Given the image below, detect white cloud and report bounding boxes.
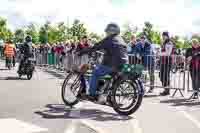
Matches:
[0,0,200,37]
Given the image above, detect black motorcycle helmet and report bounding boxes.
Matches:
[104,23,120,35]
[25,35,32,43]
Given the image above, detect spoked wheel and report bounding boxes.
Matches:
[111,80,143,116]
[61,72,82,107]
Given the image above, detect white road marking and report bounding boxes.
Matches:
[64,121,77,133]
[179,110,200,129]
[68,102,84,118]
[130,119,143,133]
[0,118,48,133]
[80,120,107,133]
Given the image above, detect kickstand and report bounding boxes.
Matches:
[188,91,200,100]
[172,89,184,98]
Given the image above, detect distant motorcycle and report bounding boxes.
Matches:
[18,55,36,80]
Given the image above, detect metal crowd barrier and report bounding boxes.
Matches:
[35,51,90,72]
[128,54,193,97]
[34,51,197,97]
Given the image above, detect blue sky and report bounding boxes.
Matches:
[1,0,200,37]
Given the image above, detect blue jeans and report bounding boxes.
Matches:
[89,65,112,96]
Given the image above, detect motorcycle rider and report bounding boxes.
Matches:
[3,39,16,68]
[78,23,128,100]
[18,35,34,73]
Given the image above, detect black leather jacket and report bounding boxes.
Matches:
[20,42,33,58]
[80,35,128,68]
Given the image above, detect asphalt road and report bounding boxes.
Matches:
[0,60,200,133]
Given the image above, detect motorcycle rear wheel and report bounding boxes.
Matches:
[111,80,143,116]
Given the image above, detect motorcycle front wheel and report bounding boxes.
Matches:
[61,72,82,107]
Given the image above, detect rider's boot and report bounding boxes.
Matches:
[85,95,98,101]
[78,93,98,101]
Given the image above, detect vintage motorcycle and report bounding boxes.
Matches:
[61,51,144,116]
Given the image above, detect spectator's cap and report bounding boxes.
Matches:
[162,31,169,37]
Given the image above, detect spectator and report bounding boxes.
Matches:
[186,38,200,99]
[127,35,137,64]
[55,42,63,68]
[77,36,89,51]
[42,43,49,65]
[51,43,56,65]
[136,35,155,93]
[0,44,3,57]
[159,31,174,96]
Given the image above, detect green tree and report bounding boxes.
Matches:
[183,37,191,48]
[25,23,39,43]
[171,36,185,48]
[152,31,161,44]
[143,21,154,43]
[39,27,48,44]
[39,21,50,44]
[14,29,25,43]
[48,24,59,44]
[57,22,68,41]
[0,17,13,41]
[122,22,138,43]
[0,17,7,40]
[69,19,87,40]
